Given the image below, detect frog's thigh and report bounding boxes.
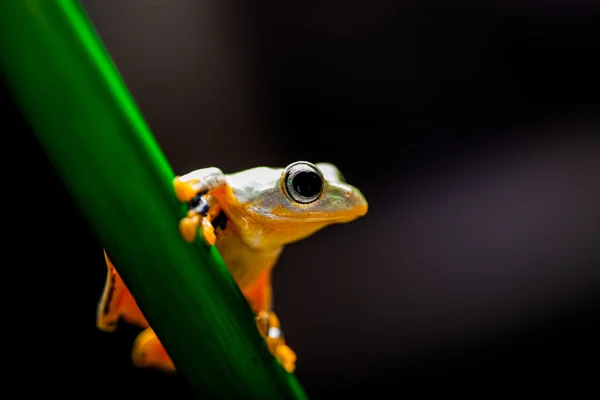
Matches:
[242,268,273,314]
[97,251,149,331]
[132,328,176,373]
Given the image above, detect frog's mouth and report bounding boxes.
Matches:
[329,204,369,222]
[268,203,369,223]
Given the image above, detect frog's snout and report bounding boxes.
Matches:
[333,181,368,220]
[350,190,369,217]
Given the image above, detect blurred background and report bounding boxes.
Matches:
[4,0,599,398]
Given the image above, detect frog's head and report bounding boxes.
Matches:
[234,161,368,247]
[279,161,368,221]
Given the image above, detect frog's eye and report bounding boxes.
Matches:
[283,161,324,204]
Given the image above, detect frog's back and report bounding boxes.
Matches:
[223,168,281,207]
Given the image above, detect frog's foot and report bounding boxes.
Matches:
[179,212,216,245]
[132,327,176,373]
[174,179,220,245]
[255,311,297,373]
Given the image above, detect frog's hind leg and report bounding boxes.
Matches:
[96,251,149,332]
[132,328,176,373]
[245,269,297,373]
[97,253,173,372]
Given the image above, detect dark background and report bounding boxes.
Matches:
[4,0,600,398]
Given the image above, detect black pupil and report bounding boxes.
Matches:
[292,170,322,198]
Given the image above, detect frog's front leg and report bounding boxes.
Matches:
[173,167,226,244]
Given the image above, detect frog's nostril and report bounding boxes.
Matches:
[344,191,351,197]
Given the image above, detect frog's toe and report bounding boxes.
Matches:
[132,328,176,373]
[179,214,201,243]
[179,214,216,246]
[275,344,297,373]
[201,217,216,246]
[173,177,199,203]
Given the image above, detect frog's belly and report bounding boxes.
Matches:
[215,231,282,291]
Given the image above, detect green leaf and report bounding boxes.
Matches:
[0,1,308,398]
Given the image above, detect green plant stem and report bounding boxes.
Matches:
[0,1,307,398]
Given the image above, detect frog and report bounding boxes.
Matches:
[96,161,368,374]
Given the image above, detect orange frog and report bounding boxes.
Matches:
[96,161,368,373]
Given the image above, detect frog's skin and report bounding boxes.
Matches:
[96,161,368,373]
